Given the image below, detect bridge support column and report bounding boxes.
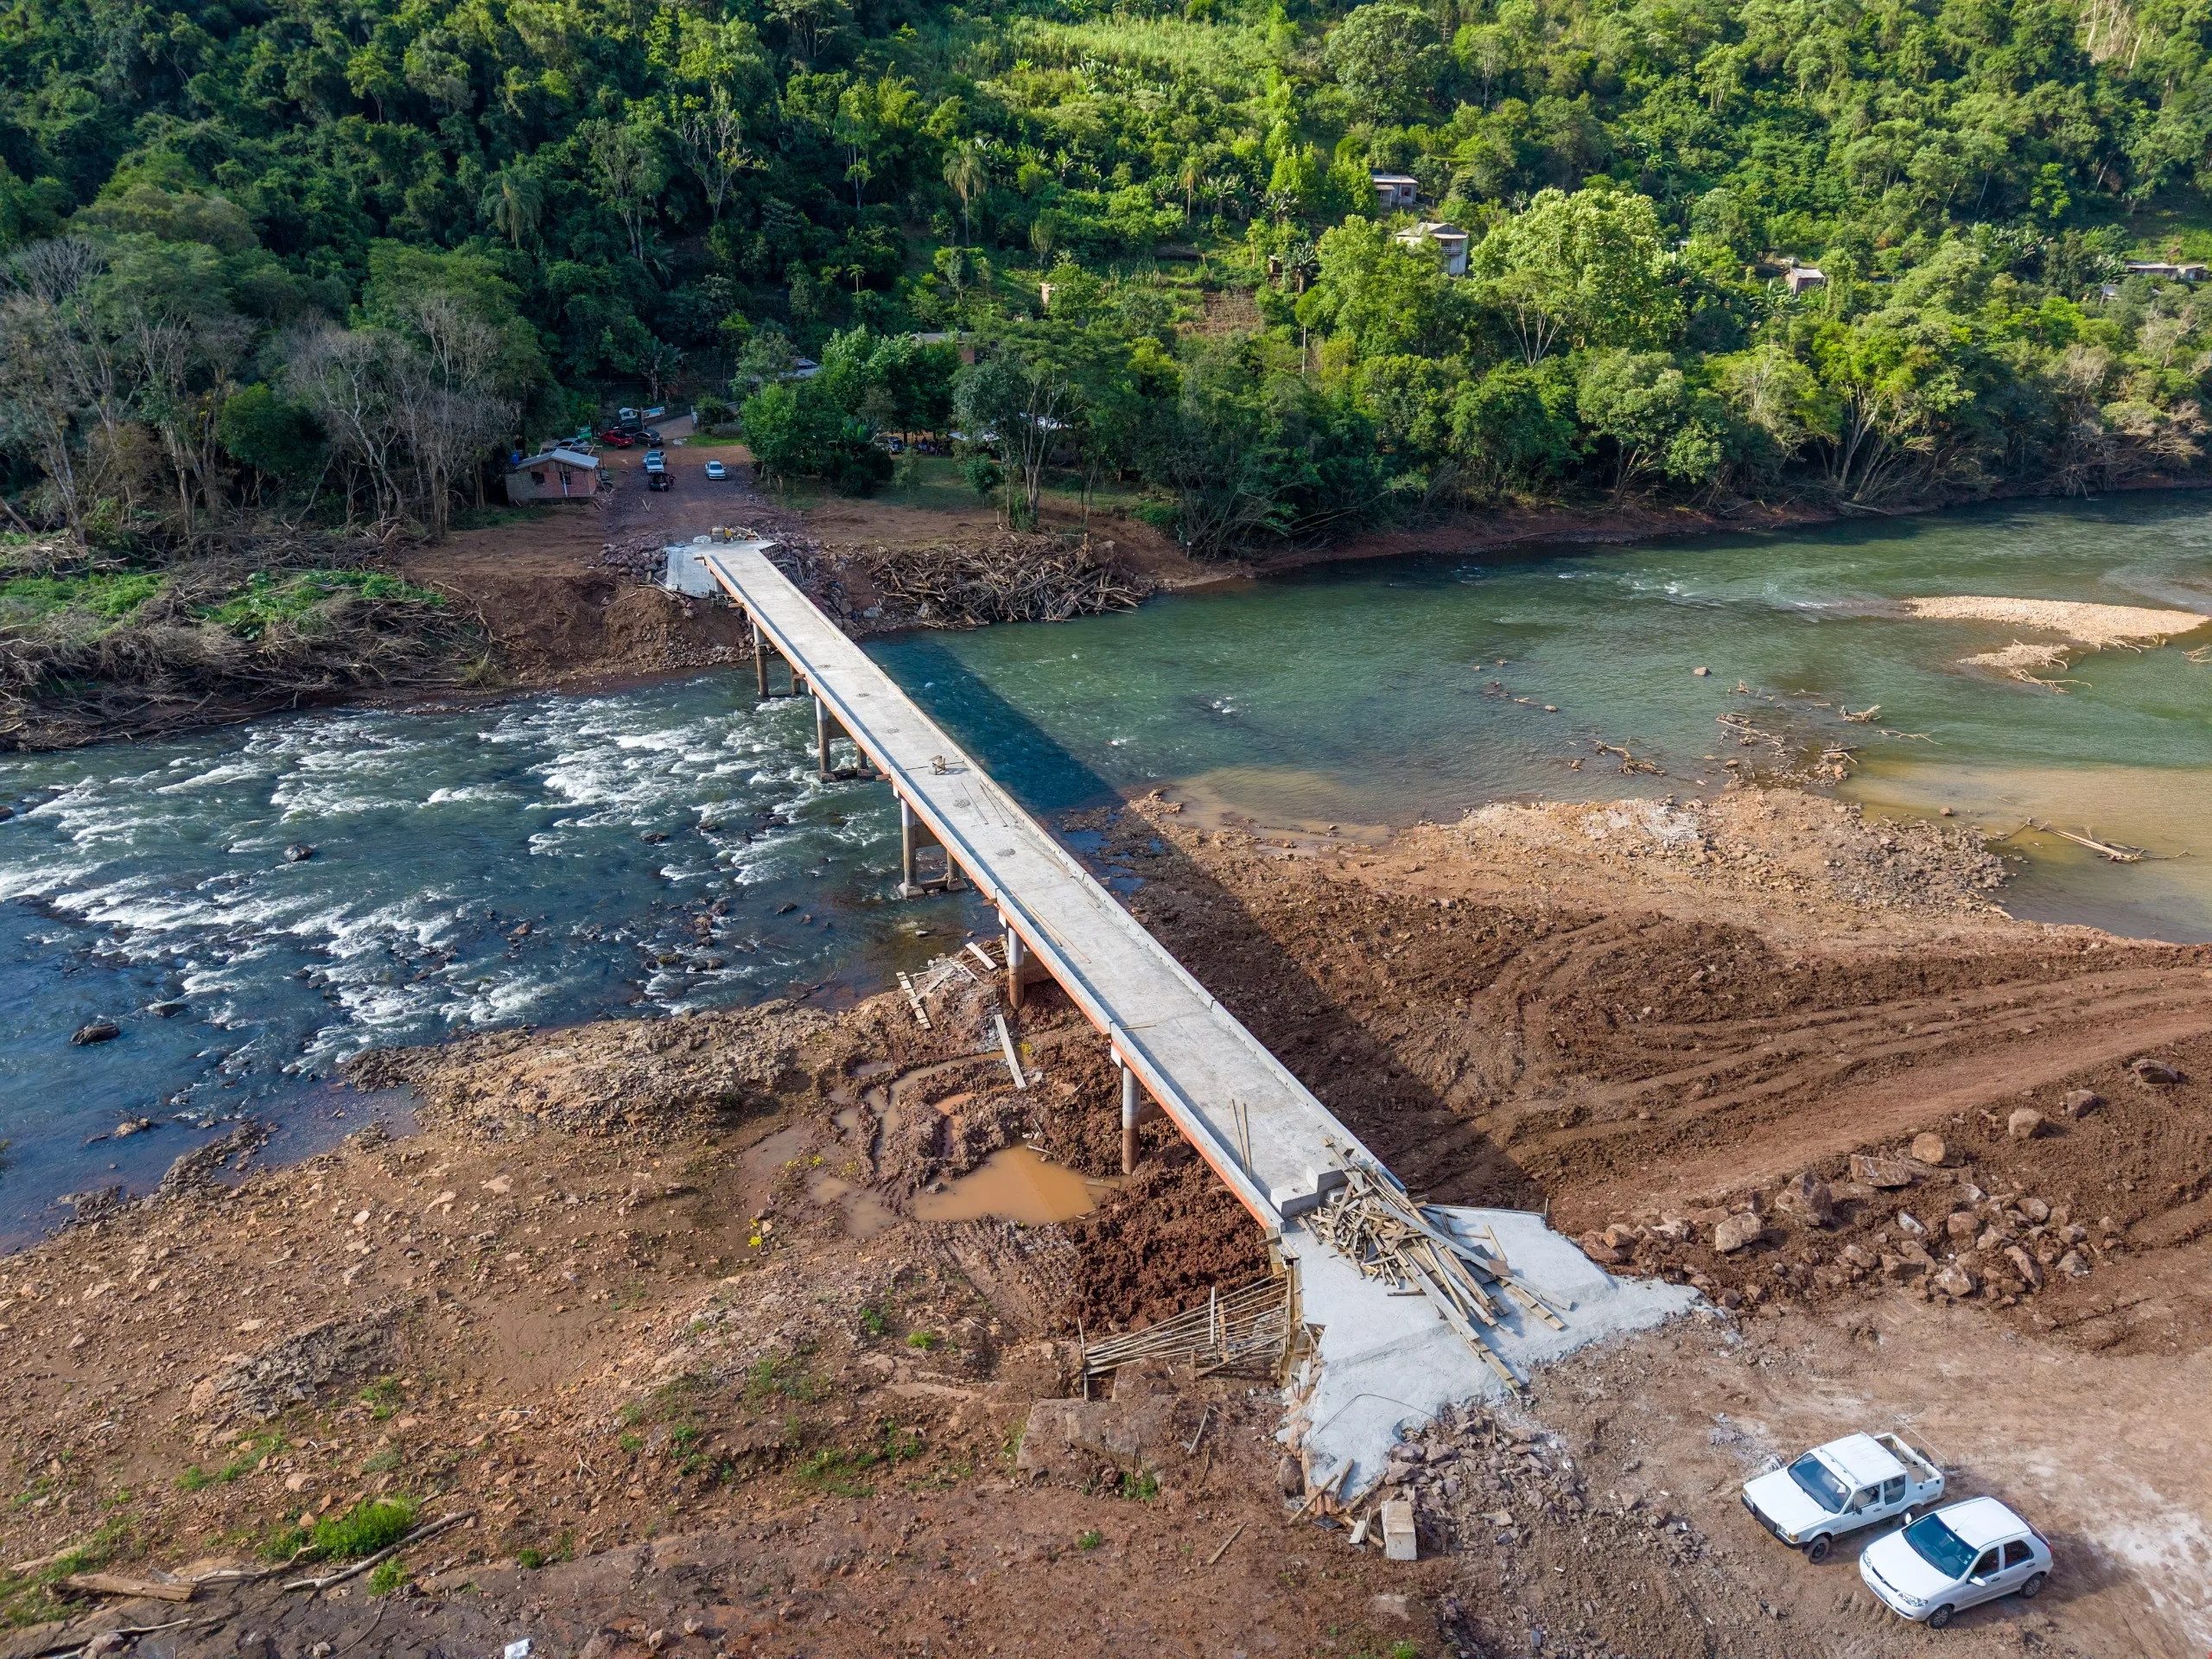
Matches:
[1003,918,1028,1009]
[1119,1058,1140,1175]
[899,800,957,897]
[752,618,770,699]
[815,696,847,779]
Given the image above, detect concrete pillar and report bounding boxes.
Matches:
[1004,921,1027,1009]
[1119,1055,1140,1175]
[816,696,833,779]
[899,798,918,896]
[752,618,769,699]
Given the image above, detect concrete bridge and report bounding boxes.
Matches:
[700,537,1383,1221]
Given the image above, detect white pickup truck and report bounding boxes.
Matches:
[1741,1432,1943,1562]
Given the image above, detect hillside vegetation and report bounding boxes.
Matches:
[5,0,2212,556]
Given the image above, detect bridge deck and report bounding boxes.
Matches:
[700,542,1382,1225]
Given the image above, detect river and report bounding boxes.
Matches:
[3,493,2207,1244]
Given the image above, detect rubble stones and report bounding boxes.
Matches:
[2007,1108,2045,1141]
[1910,1132,1951,1166]
[1945,1211,1980,1243]
[2131,1058,2183,1086]
[2063,1089,2105,1117]
[2057,1249,2091,1277]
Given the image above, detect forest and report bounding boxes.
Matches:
[8,0,2212,560]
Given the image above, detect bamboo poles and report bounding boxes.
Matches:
[1078,1274,1294,1382]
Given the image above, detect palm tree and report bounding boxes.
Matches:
[481,167,543,251]
[944,142,988,243]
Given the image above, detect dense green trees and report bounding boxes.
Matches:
[4,0,2212,550]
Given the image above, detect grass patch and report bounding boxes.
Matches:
[744,1352,822,1404]
[1076,1529,1103,1550]
[178,1431,286,1491]
[359,1376,405,1420]
[362,1447,401,1474]
[196,570,444,640]
[367,1556,407,1595]
[791,1422,926,1498]
[311,1496,418,1560]
[0,570,165,630]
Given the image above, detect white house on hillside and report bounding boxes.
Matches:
[1395,221,1470,276]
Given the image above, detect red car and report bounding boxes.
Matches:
[596,429,633,448]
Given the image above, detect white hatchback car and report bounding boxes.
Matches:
[704,460,728,480]
[1859,1496,2052,1628]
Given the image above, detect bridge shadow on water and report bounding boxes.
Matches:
[876,632,1546,1212]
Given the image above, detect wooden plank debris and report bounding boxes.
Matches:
[62,1573,196,1602]
[896,972,931,1029]
[994,1014,1027,1090]
[1304,1167,1567,1386]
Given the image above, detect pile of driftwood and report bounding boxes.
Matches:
[1307,1168,1565,1389]
[2,535,480,750]
[852,535,1153,626]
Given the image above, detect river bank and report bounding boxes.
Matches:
[4,786,2209,1656]
[14,448,2208,753]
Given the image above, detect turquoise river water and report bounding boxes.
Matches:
[3,493,2207,1244]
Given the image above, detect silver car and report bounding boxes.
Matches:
[1859,1496,2051,1629]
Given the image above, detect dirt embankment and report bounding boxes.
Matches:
[5,787,2210,1657]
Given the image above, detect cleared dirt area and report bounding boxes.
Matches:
[4,779,2208,1657]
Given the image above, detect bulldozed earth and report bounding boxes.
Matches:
[3,787,2209,1658]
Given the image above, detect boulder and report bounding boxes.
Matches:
[1896,1210,1927,1237]
[1931,1264,1978,1299]
[1946,1211,1980,1242]
[1850,1154,1916,1189]
[1777,1172,1836,1227]
[2006,1109,2044,1141]
[2131,1058,2183,1086]
[283,842,315,862]
[1579,1236,1627,1267]
[2057,1249,2091,1278]
[1910,1132,1951,1166]
[1602,1223,1640,1250]
[1713,1213,1764,1253]
[2019,1197,2050,1224]
[2063,1089,2105,1118]
[1879,1252,1928,1281]
[70,1019,121,1046]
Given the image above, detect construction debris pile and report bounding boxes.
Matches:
[1359,1401,1598,1554]
[849,536,1153,627]
[1306,1169,1564,1389]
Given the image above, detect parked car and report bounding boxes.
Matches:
[1859,1497,2051,1628]
[643,428,663,444]
[646,471,672,492]
[703,460,728,480]
[596,429,633,448]
[642,449,666,474]
[1742,1432,1943,1562]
